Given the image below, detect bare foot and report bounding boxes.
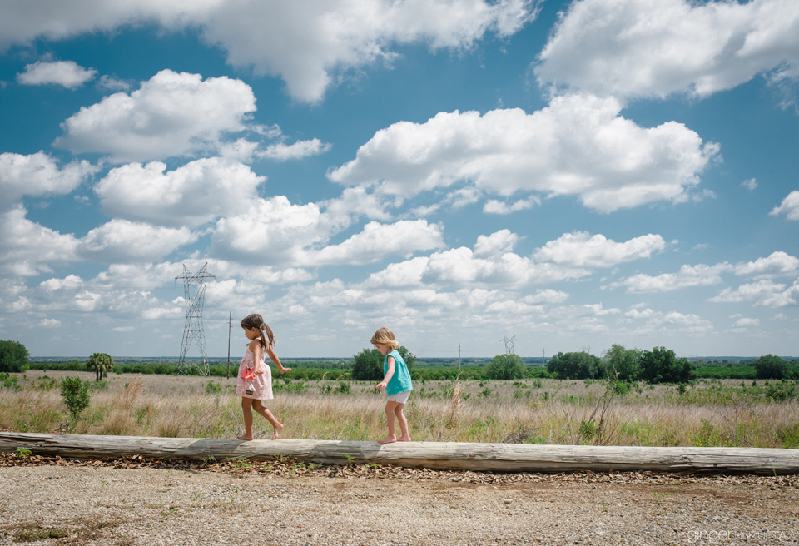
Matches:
[272,423,284,439]
[397,436,412,442]
[377,436,397,445]
[237,434,253,440]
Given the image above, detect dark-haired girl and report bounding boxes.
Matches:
[237,314,290,440]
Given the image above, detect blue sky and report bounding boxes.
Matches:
[1,0,798,359]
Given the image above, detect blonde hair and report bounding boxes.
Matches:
[240,314,276,348]
[370,327,399,350]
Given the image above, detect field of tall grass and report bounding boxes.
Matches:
[1,370,798,448]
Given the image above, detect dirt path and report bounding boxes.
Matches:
[1,456,797,545]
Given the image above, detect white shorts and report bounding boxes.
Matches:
[386,390,411,404]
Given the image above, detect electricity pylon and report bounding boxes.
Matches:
[176,263,215,375]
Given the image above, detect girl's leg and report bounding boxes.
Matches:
[253,400,284,439]
[238,398,254,440]
[378,401,399,444]
[394,403,411,441]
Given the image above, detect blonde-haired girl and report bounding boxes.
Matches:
[372,327,413,444]
[237,314,290,440]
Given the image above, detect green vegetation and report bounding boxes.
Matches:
[754,354,790,380]
[86,353,114,381]
[0,340,28,373]
[547,351,603,380]
[24,348,799,383]
[351,346,416,380]
[60,376,90,422]
[485,354,526,380]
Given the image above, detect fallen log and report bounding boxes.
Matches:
[1,432,797,474]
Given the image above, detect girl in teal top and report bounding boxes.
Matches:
[372,327,413,444]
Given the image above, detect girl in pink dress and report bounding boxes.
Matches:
[237,314,290,440]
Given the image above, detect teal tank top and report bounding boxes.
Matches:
[384,350,413,396]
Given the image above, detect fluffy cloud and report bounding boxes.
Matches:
[210,196,324,264]
[612,263,731,293]
[535,0,799,100]
[733,317,760,327]
[0,0,536,103]
[78,220,197,263]
[770,190,799,220]
[95,157,264,228]
[367,249,589,289]
[621,307,713,333]
[54,70,256,162]
[533,232,665,267]
[734,251,799,279]
[328,95,719,212]
[301,220,444,266]
[17,60,96,88]
[259,139,332,161]
[0,152,97,208]
[710,279,799,307]
[474,230,519,256]
[483,197,539,215]
[212,193,442,267]
[0,206,77,276]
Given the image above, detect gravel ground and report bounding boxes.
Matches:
[1,455,798,545]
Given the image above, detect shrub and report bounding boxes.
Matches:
[638,347,694,384]
[485,354,526,380]
[334,381,352,395]
[351,345,415,380]
[0,340,28,373]
[753,355,789,380]
[547,351,602,380]
[602,344,642,381]
[60,377,90,421]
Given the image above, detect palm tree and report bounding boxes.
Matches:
[86,353,114,381]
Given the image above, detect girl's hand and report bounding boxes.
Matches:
[278,366,291,374]
[376,381,387,390]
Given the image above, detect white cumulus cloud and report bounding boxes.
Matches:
[95,157,265,228]
[734,251,799,279]
[0,152,97,208]
[54,69,256,163]
[533,231,665,267]
[328,95,719,212]
[770,190,799,220]
[0,206,78,276]
[78,220,197,263]
[710,279,799,307]
[613,263,731,293]
[733,317,760,327]
[17,60,96,88]
[535,0,799,100]
[0,0,536,103]
[259,139,332,161]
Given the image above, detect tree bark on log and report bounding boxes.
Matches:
[1,433,797,474]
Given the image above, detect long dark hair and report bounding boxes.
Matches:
[241,314,276,348]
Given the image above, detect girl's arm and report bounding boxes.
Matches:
[251,340,263,374]
[266,345,291,374]
[376,356,395,390]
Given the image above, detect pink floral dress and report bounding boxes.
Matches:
[235,343,273,400]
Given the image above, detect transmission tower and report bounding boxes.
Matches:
[176,263,215,375]
[503,335,516,355]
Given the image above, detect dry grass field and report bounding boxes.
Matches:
[1,370,798,448]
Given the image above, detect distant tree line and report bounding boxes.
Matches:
[16,339,799,383]
[546,345,798,383]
